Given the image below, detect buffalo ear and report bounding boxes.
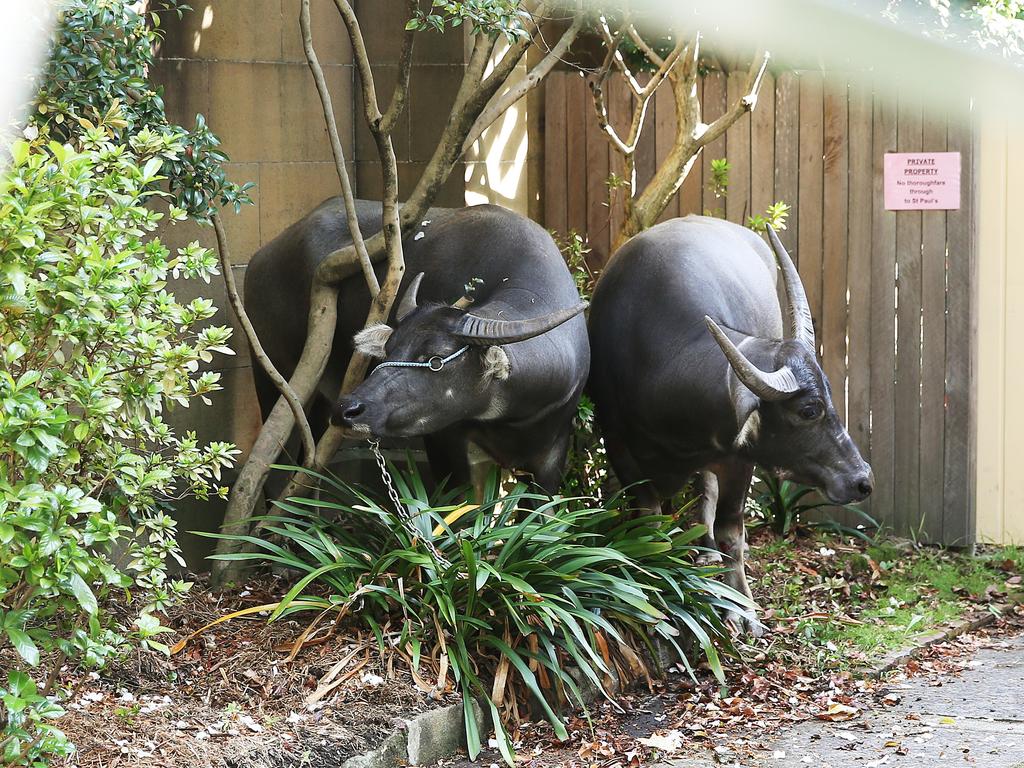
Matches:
[481,346,510,381]
[353,323,393,358]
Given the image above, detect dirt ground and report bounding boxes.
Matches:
[51,576,458,768]
[37,531,1023,768]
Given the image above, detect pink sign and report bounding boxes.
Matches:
[883,152,961,210]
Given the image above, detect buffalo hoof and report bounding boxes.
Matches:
[695,550,723,566]
[725,610,765,639]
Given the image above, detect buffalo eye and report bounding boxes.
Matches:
[798,401,824,421]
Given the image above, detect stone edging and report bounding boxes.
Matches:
[341,700,484,768]
[861,599,1017,679]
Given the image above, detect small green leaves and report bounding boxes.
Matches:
[67,573,97,615]
[6,628,40,667]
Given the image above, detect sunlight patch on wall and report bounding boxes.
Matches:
[192,3,214,54]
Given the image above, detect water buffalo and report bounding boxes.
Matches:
[587,216,872,633]
[245,198,589,493]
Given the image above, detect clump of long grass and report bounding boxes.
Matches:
[207,463,749,763]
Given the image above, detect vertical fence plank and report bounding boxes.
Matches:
[798,71,824,339]
[635,77,658,202]
[943,109,977,547]
[586,76,611,263]
[654,83,679,223]
[919,112,949,540]
[726,70,752,225]
[870,90,898,531]
[822,74,849,422]
[774,71,800,253]
[894,92,923,538]
[566,73,588,238]
[607,75,632,255]
[702,69,728,217]
[543,73,567,234]
[750,71,776,222]
[679,79,704,216]
[846,78,873,487]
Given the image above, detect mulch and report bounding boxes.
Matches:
[51,575,457,768]
[35,531,1024,768]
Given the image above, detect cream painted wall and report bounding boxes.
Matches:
[976,115,1024,543]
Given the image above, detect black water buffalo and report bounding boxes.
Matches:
[587,216,872,632]
[244,198,589,492]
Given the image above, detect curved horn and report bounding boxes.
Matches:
[766,225,815,347]
[705,316,800,402]
[455,302,588,345]
[396,272,425,322]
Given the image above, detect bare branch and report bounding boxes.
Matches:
[301,0,378,295]
[463,9,585,153]
[627,24,664,68]
[589,77,632,155]
[590,30,686,159]
[332,0,382,124]
[597,15,644,96]
[380,0,417,134]
[480,2,555,94]
[211,213,316,467]
[695,50,770,149]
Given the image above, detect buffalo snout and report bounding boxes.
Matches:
[825,464,874,505]
[332,396,367,428]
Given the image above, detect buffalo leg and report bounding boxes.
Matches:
[714,460,761,636]
[695,470,723,565]
[603,432,662,515]
[524,427,572,495]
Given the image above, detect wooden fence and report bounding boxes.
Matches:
[543,69,976,545]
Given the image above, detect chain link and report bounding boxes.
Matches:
[367,438,450,567]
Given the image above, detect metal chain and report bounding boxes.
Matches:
[367,438,450,567]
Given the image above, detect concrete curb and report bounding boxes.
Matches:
[341,699,485,768]
[860,600,1016,679]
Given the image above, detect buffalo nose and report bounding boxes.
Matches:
[856,475,874,498]
[333,398,366,427]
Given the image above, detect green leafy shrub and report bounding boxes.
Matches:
[1,1,243,763]
[31,0,252,218]
[207,464,747,764]
[0,131,237,764]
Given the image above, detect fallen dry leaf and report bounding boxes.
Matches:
[638,730,685,753]
[815,702,860,722]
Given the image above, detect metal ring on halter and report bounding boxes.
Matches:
[374,345,469,373]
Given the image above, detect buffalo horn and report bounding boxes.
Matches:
[456,302,588,345]
[396,272,425,322]
[766,224,815,347]
[705,316,800,401]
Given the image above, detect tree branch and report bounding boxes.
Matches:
[380,0,417,134]
[597,15,644,96]
[695,49,769,149]
[301,0,378,296]
[462,8,585,154]
[332,0,382,124]
[210,213,316,466]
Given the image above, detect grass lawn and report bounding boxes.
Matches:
[750,528,1024,670]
